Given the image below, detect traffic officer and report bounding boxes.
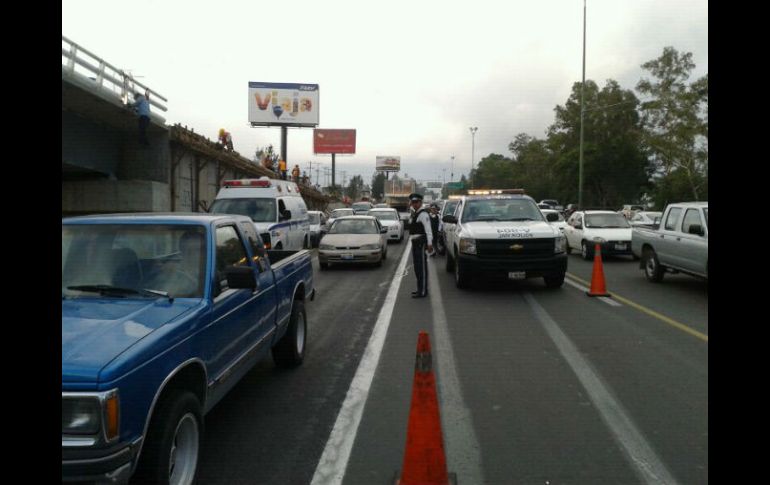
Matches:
[407,193,433,298]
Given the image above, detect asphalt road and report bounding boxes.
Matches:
[194,239,708,485]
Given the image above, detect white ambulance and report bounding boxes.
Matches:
[209,177,311,250]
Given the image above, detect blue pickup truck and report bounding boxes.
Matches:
[62,213,314,484]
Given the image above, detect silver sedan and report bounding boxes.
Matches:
[318,216,388,269]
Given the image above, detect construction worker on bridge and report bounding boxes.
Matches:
[278,159,287,180]
[218,129,234,151]
[131,90,151,146]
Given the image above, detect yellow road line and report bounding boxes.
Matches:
[566,273,708,343]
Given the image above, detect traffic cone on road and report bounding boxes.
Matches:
[586,242,611,297]
[395,331,456,485]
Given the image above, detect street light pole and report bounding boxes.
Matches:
[450,155,455,182]
[578,0,586,209]
[469,127,478,188]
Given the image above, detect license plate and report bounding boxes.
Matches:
[508,271,526,280]
[614,243,627,250]
[341,253,354,260]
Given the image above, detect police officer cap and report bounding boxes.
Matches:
[409,193,423,202]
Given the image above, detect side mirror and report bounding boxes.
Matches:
[380,227,388,234]
[224,266,256,289]
[442,215,457,224]
[688,224,704,236]
[545,213,559,222]
[574,223,582,230]
[280,210,292,221]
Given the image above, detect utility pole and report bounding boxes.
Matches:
[579,0,586,209]
[450,155,455,182]
[469,127,478,189]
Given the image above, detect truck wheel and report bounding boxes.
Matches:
[643,248,664,282]
[134,391,202,485]
[273,300,307,367]
[581,241,593,261]
[445,249,455,272]
[454,259,471,289]
[544,272,565,288]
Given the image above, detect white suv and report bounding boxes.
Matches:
[443,192,567,289]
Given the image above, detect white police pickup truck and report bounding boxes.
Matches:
[443,190,567,289]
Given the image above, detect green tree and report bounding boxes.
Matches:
[472,153,515,189]
[345,175,364,200]
[547,79,651,208]
[371,172,386,200]
[636,47,708,201]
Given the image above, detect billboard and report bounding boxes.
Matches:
[376,156,401,172]
[248,82,319,127]
[313,129,356,154]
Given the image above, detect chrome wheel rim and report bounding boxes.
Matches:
[296,312,306,354]
[168,413,199,485]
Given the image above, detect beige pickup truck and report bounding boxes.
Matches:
[631,202,708,282]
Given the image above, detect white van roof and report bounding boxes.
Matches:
[216,176,303,199]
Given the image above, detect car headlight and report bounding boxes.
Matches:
[62,398,101,435]
[319,244,335,250]
[554,235,565,254]
[459,238,476,255]
[361,244,381,250]
[62,390,120,441]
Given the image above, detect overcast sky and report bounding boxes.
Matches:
[62,0,707,187]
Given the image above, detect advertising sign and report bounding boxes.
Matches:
[313,129,356,154]
[248,82,319,127]
[376,156,401,172]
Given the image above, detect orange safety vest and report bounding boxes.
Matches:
[279,160,287,171]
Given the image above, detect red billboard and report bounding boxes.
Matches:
[313,129,356,154]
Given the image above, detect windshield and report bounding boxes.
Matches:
[308,213,321,224]
[462,198,544,222]
[62,224,206,298]
[371,212,397,221]
[585,214,631,228]
[329,219,378,234]
[209,198,277,223]
[352,203,371,211]
[331,209,354,218]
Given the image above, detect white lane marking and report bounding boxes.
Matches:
[564,278,622,307]
[428,262,485,484]
[310,240,413,485]
[523,293,680,485]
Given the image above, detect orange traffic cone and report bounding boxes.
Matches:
[395,332,457,485]
[586,242,611,297]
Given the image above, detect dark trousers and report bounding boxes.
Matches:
[138,116,150,145]
[412,236,428,296]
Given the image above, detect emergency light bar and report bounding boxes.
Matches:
[467,189,525,195]
[223,179,271,188]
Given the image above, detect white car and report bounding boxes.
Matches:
[540,209,567,232]
[307,210,327,247]
[326,208,355,229]
[318,216,389,268]
[629,211,663,227]
[368,208,404,242]
[564,210,634,260]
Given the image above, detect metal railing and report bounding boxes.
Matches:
[62,35,167,113]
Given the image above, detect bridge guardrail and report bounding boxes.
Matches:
[62,35,167,113]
